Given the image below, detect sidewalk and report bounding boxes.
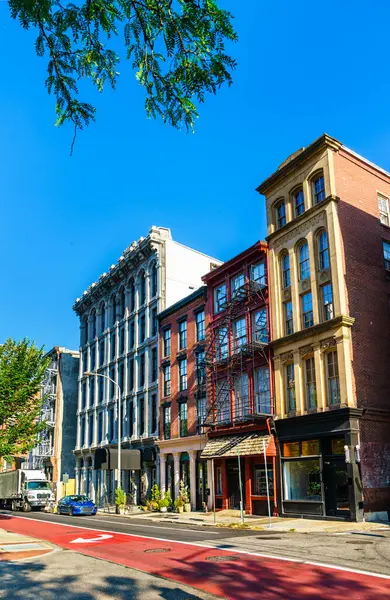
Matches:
[0,528,53,562]
[98,507,390,533]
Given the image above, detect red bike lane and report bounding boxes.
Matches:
[2,515,389,600]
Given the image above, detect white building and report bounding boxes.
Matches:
[73,226,221,506]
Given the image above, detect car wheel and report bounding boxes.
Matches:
[22,500,31,513]
[68,507,73,516]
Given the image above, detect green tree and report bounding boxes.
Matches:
[0,339,50,461]
[9,1,237,151]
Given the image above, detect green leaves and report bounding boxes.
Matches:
[8,1,237,151]
[0,338,50,461]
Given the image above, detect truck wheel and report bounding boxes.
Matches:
[11,500,18,512]
[22,500,31,513]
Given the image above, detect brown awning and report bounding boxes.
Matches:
[200,433,270,459]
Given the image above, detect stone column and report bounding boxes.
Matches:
[159,454,166,494]
[75,467,80,494]
[206,460,214,511]
[189,451,197,510]
[173,452,181,500]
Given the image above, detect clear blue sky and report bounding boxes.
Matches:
[1,0,390,351]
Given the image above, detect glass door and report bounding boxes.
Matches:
[323,457,349,517]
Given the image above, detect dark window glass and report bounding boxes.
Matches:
[110,332,116,360]
[179,320,187,349]
[285,301,294,335]
[109,366,116,398]
[196,310,205,341]
[322,283,334,321]
[197,395,206,432]
[327,351,340,405]
[196,350,206,387]
[163,328,171,356]
[98,412,103,443]
[100,306,105,333]
[151,347,158,382]
[138,398,145,437]
[319,231,330,270]
[128,401,134,437]
[128,358,134,391]
[282,253,291,288]
[299,242,310,280]
[294,189,305,216]
[118,362,124,391]
[129,280,135,312]
[90,345,96,370]
[305,356,316,409]
[90,378,95,406]
[163,365,171,396]
[179,402,188,437]
[80,416,85,446]
[108,408,114,443]
[286,363,295,412]
[313,175,325,204]
[178,358,187,391]
[151,264,158,297]
[301,292,314,328]
[129,321,135,349]
[112,297,117,324]
[151,394,157,433]
[140,354,145,387]
[88,414,94,446]
[163,406,171,440]
[383,241,390,270]
[82,381,87,409]
[253,466,274,496]
[119,327,125,354]
[98,376,104,403]
[214,284,227,313]
[151,307,158,336]
[91,314,96,339]
[99,340,105,367]
[140,273,146,305]
[139,314,146,343]
[276,201,286,229]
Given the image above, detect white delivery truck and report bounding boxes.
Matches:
[0,469,54,512]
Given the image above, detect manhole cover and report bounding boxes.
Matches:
[206,555,240,562]
[144,548,171,554]
[345,540,373,545]
[256,536,282,540]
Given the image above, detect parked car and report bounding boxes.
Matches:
[57,495,97,516]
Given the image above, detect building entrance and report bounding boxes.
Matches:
[226,459,244,510]
[323,457,350,518]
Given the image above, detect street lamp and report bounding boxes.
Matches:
[84,371,122,494]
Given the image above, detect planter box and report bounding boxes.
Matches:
[160,506,168,513]
[184,503,191,513]
[116,506,126,515]
[177,506,184,514]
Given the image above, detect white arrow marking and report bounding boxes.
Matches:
[70,534,113,544]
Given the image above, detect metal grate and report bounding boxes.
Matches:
[206,555,240,562]
[144,548,171,554]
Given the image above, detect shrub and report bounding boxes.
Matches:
[151,484,161,503]
[174,497,184,508]
[115,487,126,507]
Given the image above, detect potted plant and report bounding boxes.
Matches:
[174,497,184,513]
[115,487,126,515]
[179,480,191,513]
[151,484,160,504]
[150,500,159,512]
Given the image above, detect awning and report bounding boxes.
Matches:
[95,448,141,470]
[200,433,270,459]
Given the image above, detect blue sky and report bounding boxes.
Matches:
[1,0,390,351]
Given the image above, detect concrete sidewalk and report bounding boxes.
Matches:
[0,528,53,562]
[98,507,390,533]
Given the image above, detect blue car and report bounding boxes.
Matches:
[58,495,97,516]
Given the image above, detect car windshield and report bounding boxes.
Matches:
[69,495,90,502]
[27,481,51,490]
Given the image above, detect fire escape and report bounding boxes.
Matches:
[201,277,272,429]
[30,358,57,469]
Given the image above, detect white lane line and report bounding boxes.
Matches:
[73,516,219,534]
[9,514,390,580]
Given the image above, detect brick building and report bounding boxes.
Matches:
[257,133,390,521]
[200,242,277,517]
[157,286,211,510]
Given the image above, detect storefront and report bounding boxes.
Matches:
[200,431,278,516]
[276,408,364,521]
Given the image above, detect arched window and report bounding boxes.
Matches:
[151,263,158,297]
[111,295,117,324]
[81,317,88,346]
[298,241,310,280]
[294,188,305,217]
[281,252,291,289]
[90,309,96,339]
[312,173,325,204]
[128,279,135,312]
[118,287,125,319]
[275,200,286,229]
[318,231,330,271]
[100,302,106,333]
[139,271,146,305]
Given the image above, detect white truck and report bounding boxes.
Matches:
[0,469,54,512]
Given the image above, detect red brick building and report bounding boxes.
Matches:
[157,286,211,510]
[258,134,390,521]
[200,242,277,517]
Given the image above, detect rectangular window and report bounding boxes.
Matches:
[313,175,325,204]
[378,194,390,226]
[128,358,134,391]
[81,381,87,409]
[128,401,134,437]
[90,345,96,370]
[179,402,188,437]
[217,327,229,360]
[233,317,247,352]
[196,350,206,386]
[327,351,340,405]
[151,307,158,337]
[322,283,334,321]
[216,379,230,423]
[80,416,85,447]
[276,202,286,229]
[286,363,296,412]
[179,320,187,349]
[139,353,145,387]
[235,373,249,419]
[98,412,103,444]
[109,366,116,398]
[151,347,158,382]
[119,327,125,354]
[108,408,114,443]
[128,321,135,349]
[294,189,305,216]
[214,283,227,313]
[301,292,313,328]
[118,362,124,392]
[283,459,321,501]
[88,414,94,446]
[138,398,144,437]
[284,441,300,457]
[99,340,105,367]
[299,243,310,280]
[151,394,157,434]
[216,467,223,495]
[163,328,171,356]
[282,253,291,289]
[231,273,245,299]
[178,358,187,391]
[305,356,317,409]
[163,364,171,396]
[301,439,320,456]
[197,395,206,432]
[90,378,95,407]
[110,332,116,361]
[98,376,104,404]
[139,314,146,343]
[196,310,206,341]
[253,309,268,343]
[253,466,274,497]
[254,367,271,414]
[383,240,390,270]
[285,301,294,335]
[163,405,171,440]
[251,262,266,287]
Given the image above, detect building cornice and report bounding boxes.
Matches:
[256,134,342,195]
[156,435,205,451]
[270,315,355,350]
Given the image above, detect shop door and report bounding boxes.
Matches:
[196,460,208,510]
[226,460,244,510]
[323,458,350,518]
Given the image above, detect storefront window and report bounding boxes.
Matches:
[253,466,274,496]
[283,442,300,457]
[284,459,321,501]
[301,440,320,456]
[331,438,345,455]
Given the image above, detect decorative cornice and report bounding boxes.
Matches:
[270,315,355,350]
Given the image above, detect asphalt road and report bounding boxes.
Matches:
[2,509,390,577]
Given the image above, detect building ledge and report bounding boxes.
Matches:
[270,315,355,349]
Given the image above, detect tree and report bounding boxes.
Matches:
[0,338,50,462]
[9,1,237,151]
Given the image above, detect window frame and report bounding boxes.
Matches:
[195,309,206,341]
[298,241,310,281]
[326,350,340,405]
[312,174,325,205]
[318,230,330,271]
[286,362,296,412]
[322,283,334,321]
[378,194,390,226]
[275,200,286,229]
[294,188,305,217]
[163,364,171,397]
[178,319,187,349]
[301,291,314,329]
[214,283,227,314]
[281,252,291,289]
[383,240,390,270]
[304,356,317,409]
[179,401,188,437]
[163,328,171,357]
[178,357,188,392]
[284,301,294,336]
